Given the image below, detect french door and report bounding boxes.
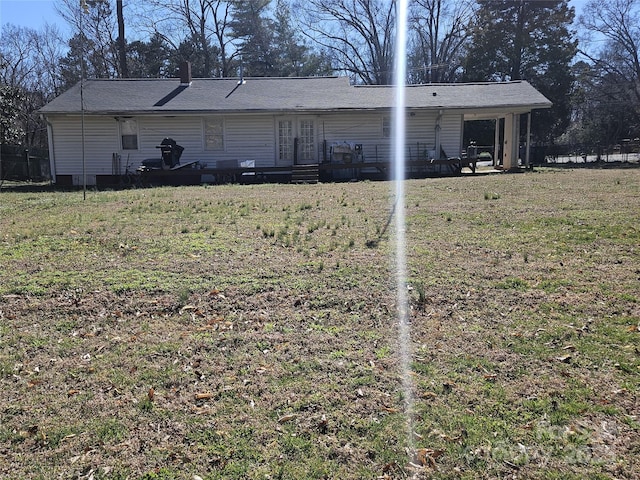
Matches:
[277,117,317,165]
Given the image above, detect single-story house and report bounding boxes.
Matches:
[39,63,552,186]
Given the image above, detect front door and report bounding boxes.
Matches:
[276,117,317,165]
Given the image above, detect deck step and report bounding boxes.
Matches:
[291,164,319,184]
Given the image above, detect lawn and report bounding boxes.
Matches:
[1,167,639,479]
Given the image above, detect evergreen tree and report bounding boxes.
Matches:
[462,0,577,142]
[59,33,99,88]
[169,34,220,78]
[272,0,333,76]
[229,0,277,77]
[127,32,172,78]
[0,84,26,144]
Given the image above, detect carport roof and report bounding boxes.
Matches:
[40,76,552,115]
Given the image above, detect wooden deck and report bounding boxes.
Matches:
[132,157,478,185]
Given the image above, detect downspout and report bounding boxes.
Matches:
[45,117,56,184]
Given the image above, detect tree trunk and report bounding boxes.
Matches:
[116,0,128,78]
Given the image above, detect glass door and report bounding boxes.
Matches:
[277,118,294,165]
[297,119,316,164]
[276,117,317,165]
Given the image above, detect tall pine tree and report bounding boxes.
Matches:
[462,0,577,142]
[229,0,276,77]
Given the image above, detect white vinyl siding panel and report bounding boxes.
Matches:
[47,110,463,180]
[139,115,274,168]
[50,115,119,176]
[138,117,204,164]
[319,110,457,162]
[223,116,274,168]
[439,113,463,158]
[321,112,390,162]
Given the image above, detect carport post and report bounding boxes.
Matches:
[494,117,500,167]
[502,113,520,170]
[503,113,514,169]
[525,112,531,168]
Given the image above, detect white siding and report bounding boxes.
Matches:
[50,115,119,177]
[140,115,275,168]
[439,113,463,158]
[224,115,274,168]
[138,117,203,165]
[318,110,460,162]
[47,109,463,182]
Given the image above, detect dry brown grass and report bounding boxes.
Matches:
[1,167,639,479]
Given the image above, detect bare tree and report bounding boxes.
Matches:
[56,0,121,78]
[0,23,65,146]
[579,0,640,132]
[408,0,474,83]
[295,0,396,85]
[141,0,236,77]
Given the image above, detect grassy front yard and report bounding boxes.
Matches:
[1,167,638,479]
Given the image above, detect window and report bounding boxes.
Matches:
[119,118,138,150]
[382,116,391,138]
[204,117,224,150]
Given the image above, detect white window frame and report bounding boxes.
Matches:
[382,115,391,138]
[119,118,139,150]
[203,116,225,151]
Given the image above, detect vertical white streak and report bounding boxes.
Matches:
[393,0,413,452]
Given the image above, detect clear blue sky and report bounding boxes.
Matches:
[1,0,589,39]
[0,0,64,32]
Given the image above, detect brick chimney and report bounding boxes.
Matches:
[179,61,192,86]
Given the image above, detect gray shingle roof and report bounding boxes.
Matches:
[39,76,552,115]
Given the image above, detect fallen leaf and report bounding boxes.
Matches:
[191,407,214,415]
[278,414,297,424]
[415,448,444,468]
[148,387,155,401]
[381,406,399,413]
[195,392,213,400]
[382,461,398,474]
[422,391,438,399]
[67,389,80,396]
[555,354,572,363]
